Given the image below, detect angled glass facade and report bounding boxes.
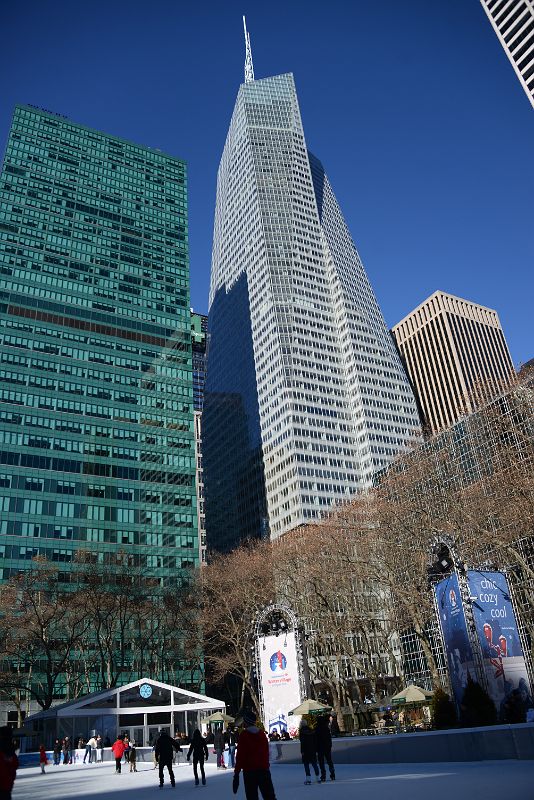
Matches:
[0,105,198,585]
[205,73,420,548]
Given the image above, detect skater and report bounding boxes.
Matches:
[155,730,181,788]
[39,744,48,774]
[315,715,335,782]
[62,737,72,765]
[84,736,97,764]
[227,726,239,769]
[232,710,277,800]
[123,735,130,764]
[83,738,92,764]
[187,729,208,786]
[96,735,104,762]
[53,739,61,766]
[0,727,18,800]
[111,736,126,774]
[129,741,137,772]
[299,719,320,784]
[214,727,226,769]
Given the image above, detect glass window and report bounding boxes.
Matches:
[119,684,171,708]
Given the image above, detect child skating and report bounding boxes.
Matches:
[39,744,48,774]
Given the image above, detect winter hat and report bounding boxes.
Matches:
[242,710,257,726]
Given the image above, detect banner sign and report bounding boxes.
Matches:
[435,573,475,709]
[468,571,531,716]
[258,632,301,734]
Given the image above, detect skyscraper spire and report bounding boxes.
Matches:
[243,15,255,83]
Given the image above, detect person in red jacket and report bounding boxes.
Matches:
[0,727,19,800]
[39,744,48,774]
[233,711,277,800]
[111,736,126,774]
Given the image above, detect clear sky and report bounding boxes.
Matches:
[1,0,532,366]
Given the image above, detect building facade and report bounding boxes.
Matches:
[191,311,207,563]
[203,72,420,550]
[480,0,534,108]
[0,105,198,585]
[392,291,515,435]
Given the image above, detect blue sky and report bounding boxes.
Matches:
[1,0,532,366]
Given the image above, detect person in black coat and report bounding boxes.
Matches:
[213,727,226,769]
[187,729,209,786]
[315,715,335,782]
[155,731,181,788]
[299,719,320,784]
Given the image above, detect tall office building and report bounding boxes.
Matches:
[480,0,534,108]
[191,311,207,563]
[392,291,515,435]
[0,105,198,585]
[203,60,420,549]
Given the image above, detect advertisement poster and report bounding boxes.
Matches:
[435,573,475,709]
[468,571,532,716]
[259,632,301,734]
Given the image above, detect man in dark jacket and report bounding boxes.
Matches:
[299,719,320,785]
[315,715,335,782]
[155,731,181,788]
[213,727,226,769]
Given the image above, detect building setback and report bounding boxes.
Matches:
[203,70,420,550]
[392,291,515,435]
[0,105,198,585]
[191,310,207,563]
[480,0,534,109]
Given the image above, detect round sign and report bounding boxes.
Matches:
[139,683,153,699]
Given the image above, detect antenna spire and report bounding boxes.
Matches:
[243,16,255,83]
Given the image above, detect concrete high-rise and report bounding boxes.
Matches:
[0,105,198,585]
[392,291,515,435]
[203,70,420,550]
[480,0,534,108]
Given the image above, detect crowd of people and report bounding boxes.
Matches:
[0,712,342,799]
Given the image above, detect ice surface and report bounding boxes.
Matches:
[12,758,534,800]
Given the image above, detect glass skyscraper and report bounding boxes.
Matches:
[204,73,420,549]
[0,105,198,585]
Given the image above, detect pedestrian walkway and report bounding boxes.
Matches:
[12,758,534,800]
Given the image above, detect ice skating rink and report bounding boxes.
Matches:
[12,758,534,800]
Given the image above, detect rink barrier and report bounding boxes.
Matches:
[17,746,162,767]
[268,723,534,764]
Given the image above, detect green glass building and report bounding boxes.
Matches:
[0,105,198,586]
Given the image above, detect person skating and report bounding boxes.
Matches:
[62,737,72,765]
[232,710,277,800]
[39,744,48,774]
[227,727,239,769]
[213,727,226,769]
[52,739,61,766]
[187,729,208,786]
[96,735,104,762]
[155,730,181,788]
[299,719,320,784]
[315,715,335,782]
[111,736,126,774]
[129,741,137,772]
[0,727,18,800]
[84,736,97,764]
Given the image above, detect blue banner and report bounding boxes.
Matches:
[435,573,475,710]
[468,571,532,720]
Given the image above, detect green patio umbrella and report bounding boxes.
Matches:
[391,685,433,705]
[201,711,235,724]
[288,699,331,716]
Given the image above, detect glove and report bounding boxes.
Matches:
[232,773,239,794]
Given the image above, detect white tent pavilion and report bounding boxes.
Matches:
[25,677,226,751]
